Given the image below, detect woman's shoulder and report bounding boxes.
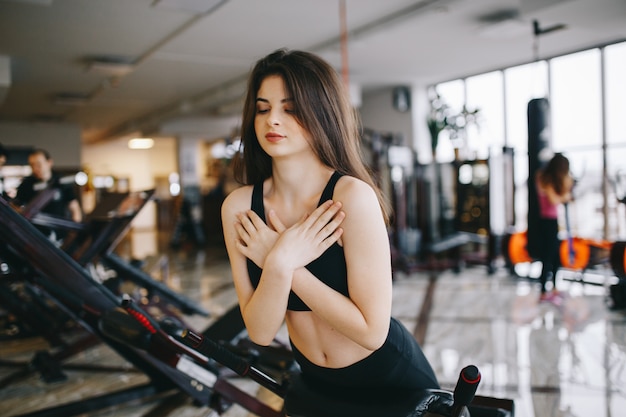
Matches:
[221,184,254,214]
[335,173,366,189]
[334,174,378,205]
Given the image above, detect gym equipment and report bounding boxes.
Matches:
[607,243,626,309]
[607,170,626,309]
[502,200,610,278]
[413,154,512,274]
[0,195,285,416]
[0,187,207,389]
[558,202,612,272]
[361,129,516,275]
[1,182,289,376]
[501,230,611,276]
[0,186,209,374]
[107,296,514,417]
[19,185,209,317]
[610,241,626,278]
[169,186,206,248]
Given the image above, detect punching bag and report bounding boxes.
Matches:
[527,98,551,258]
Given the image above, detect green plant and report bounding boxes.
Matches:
[427,92,479,154]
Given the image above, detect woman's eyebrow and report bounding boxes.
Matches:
[255,97,294,103]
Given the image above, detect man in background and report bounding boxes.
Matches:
[14,148,82,240]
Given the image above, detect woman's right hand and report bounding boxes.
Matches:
[265,200,345,272]
[234,209,286,268]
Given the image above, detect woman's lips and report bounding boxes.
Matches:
[265,132,284,143]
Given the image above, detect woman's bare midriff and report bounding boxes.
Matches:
[285,310,375,368]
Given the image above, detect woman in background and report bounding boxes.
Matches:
[535,152,573,303]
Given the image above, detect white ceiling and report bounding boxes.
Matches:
[0,0,624,144]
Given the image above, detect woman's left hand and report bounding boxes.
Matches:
[265,200,344,272]
[234,209,286,268]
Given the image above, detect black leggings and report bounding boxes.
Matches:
[537,217,560,293]
[290,317,439,392]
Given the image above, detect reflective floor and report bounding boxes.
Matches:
[1,229,625,417]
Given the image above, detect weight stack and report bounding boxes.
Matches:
[456,161,490,235]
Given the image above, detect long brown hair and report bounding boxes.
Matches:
[232,48,390,223]
[538,153,570,195]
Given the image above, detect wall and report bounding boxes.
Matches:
[359,87,413,146]
[359,85,434,165]
[0,122,81,167]
[81,136,178,232]
[410,85,434,165]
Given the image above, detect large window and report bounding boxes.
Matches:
[605,42,626,146]
[551,49,603,150]
[465,71,504,160]
[432,41,626,240]
[551,49,604,238]
[504,60,549,153]
[503,61,549,229]
[605,42,626,237]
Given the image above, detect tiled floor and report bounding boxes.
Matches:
[1,229,625,417]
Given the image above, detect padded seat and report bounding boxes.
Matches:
[283,373,454,417]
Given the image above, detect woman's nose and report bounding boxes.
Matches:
[267,110,280,126]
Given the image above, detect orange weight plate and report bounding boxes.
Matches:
[508,232,533,264]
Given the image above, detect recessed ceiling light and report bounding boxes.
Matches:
[128,138,154,149]
[87,56,135,76]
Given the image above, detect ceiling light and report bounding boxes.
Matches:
[128,138,154,149]
[87,56,135,76]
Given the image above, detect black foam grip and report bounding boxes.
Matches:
[454,365,481,406]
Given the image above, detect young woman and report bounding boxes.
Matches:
[221,49,439,413]
[535,153,573,302]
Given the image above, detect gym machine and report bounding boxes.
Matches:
[0,187,209,388]
[0,195,285,416]
[375,140,513,275]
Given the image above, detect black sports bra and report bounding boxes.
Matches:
[246,172,348,311]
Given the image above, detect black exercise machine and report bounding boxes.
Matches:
[0,185,208,361]
[16,185,209,318]
[62,189,209,317]
[0,195,283,416]
[103,296,510,417]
